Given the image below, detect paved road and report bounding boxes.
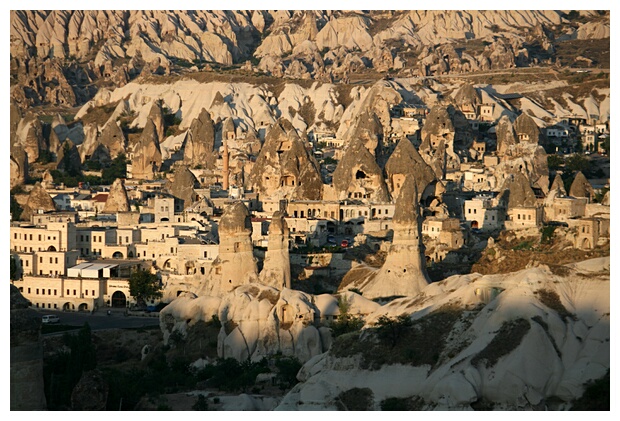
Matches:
[35,308,161,334]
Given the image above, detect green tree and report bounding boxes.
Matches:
[274,356,302,390]
[10,256,19,280]
[566,153,591,173]
[330,296,365,337]
[10,194,23,221]
[129,269,163,307]
[101,153,127,185]
[43,323,97,409]
[375,314,413,348]
[547,155,564,171]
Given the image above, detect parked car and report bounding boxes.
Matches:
[42,315,60,324]
[340,240,349,248]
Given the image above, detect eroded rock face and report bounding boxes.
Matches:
[207,201,259,296]
[494,141,549,195]
[10,285,47,410]
[247,119,323,200]
[385,137,437,200]
[15,112,45,164]
[341,174,430,299]
[165,166,199,210]
[550,173,567,196]
[569,171,595,200]
[10,145,29,189]
[332,110,391,202]
[102,178,130,213]
[21,182,57,221]
[279,258,610,410]
[98,120,126,160]
[496,115,517,156]
[130,119,162,180]
[259,211,291,290]
[160,285,326,363]
[454,83,481,111]
[183,108,216,169]
[514,112,541,144]
[419,105,471,177]
[498,171,537,209]
[56,139,82,175]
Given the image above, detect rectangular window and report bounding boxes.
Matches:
[26,260,29,267]
[41,289,44,295]
[28,288,31,294]
[67,289,70,295]
[73,290,76,296]
[518,214,521,220]
[48,289,51,295]
[54,290,57,296]
[92,290,95,296]
[38,235,41,241]
[50,257,53,264]
[85,290,88,296]
[40,257,43,263]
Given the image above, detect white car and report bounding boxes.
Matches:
[42,315,60,324]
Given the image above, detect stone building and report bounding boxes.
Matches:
[463,195,504,231]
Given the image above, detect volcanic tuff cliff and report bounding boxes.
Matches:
[247,118,323,200]
[10,11,609,108]
[277,257,610,410]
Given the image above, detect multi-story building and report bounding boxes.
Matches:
[463,195,504,231]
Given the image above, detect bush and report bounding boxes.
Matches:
[471,318,531,368]
[37,150,54,164]
[375,314,413,348]
[338,388,374,411]
[275,356,302,389]
[330,296,365,337]
[380,397,410,411]
[541,225,556,243]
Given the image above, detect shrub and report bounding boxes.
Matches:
[380,397,410,411]
[375,314,413,348]
[338,388,374,411]
[471,318,531,368]
[541,225,556,244]
[535,289,576,321]
[275,356,302,389]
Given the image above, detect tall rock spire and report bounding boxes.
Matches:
[259,211,291,290]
